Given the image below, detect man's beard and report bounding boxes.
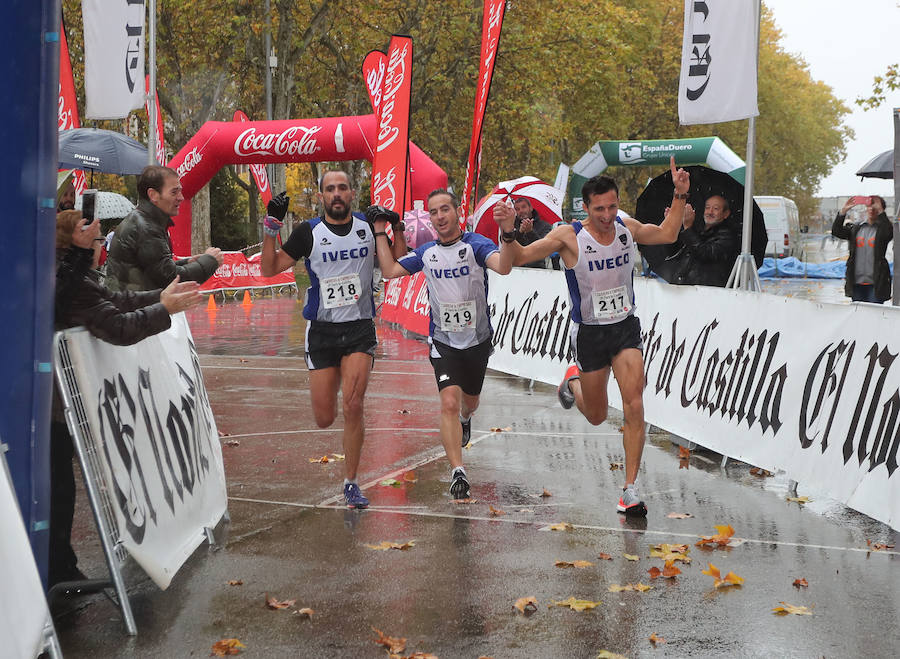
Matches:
[326,199,350,220]
[58,201,75,211]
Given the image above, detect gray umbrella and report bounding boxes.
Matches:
[74,191,135,220]
[855,149,893,179]
[58,128,149,182]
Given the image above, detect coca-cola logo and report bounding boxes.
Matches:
[234,126,321,158]
[372,166,398,210]
[176,147,203,178]
[249,163,270,192]
[376,42,410,153]
[58,84,76,131]
[366,58,386,112]
[384,279,402,307]
[413,278,430,315]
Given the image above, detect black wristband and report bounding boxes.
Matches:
[374,231,389,238]
[500,230,517,243]
[673,193,689,200]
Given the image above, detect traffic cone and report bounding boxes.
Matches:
[206,295,217,311]
[242,290,252,307]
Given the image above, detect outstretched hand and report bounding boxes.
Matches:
[670,155,690,195]
[492,199,516,233]
[267,192,290,221]
[364,204,400,227]
[160,276,204,314]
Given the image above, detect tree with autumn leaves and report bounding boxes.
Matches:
[61,0,850,248]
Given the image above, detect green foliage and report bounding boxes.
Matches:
[209,169,251,250]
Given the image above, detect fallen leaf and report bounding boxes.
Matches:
[866,540,895,551]
[211,638,245,656]
[239,358,248,363]
[617,425,625,433]
[609,462,624,471]
[548,522,574,531]
[597,552,613,561]
[648,561,681,579]
[365,541,415,551]
[308,455,331,463]
[397,408,410,414]
[489,505,506,517]
[265,593,297,610]
[489,426,512,432]
[749,467,773,477]
[218,430,230,437]
[402,470,417,483]
[649,633,666,645]
[403,653,438,659]
[372,627,406,654]
[793,578,809,588]
[696,524,737,548]
[772,602,813,616]
[596,652,627,659]
[224,440,240,447]
[555,560,594,569]
[513,596,538,615]
[679,457,690,470]
[331,453,345,461]
[549,596,601,611]
[649,543,691,563]
[540,488,552,498]
[380,478,403,487]
[623,553,640,562]
[226,579,243,586]
[701,563,744,589]
[666,512,693,519]
[647,566,661,579]
[786,496,811,504]
[450,497,478,504]
[678,445,691,459]
[294,608,314,619]
[608,583,653,593]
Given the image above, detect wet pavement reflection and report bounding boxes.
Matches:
[55,283,900,658]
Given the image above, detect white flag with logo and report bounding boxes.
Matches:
[678,0,759,125]
[83,0,146,119]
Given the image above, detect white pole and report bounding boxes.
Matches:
[147,0,157,166]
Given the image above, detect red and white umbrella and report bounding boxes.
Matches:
[471,176,565,231]
[403,209,438,248]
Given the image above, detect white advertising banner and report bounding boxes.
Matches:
[678,0,759,125]
[487,270,900,530]
[83,0,146,119]
[58,314,227,589]
[0,456,52,659]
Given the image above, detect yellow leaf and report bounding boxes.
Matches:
[549,596,601,611]
[513,596,538,615]
[371,627,406,654]
[786,496,811,504]
[633,582,653,592]
[489,426,512,432]
[489,505,505,517]
[772,602,813,616]
[596,651,628,658]
[308,455,330,463]
[555,560,594,569]
[294,608,314,619]
[623,553,639,561]
[364,541,415,551]
[540,488,552,497]
[666,512,693,519]
[211,638,246,656]
[265,593,296,610]
[649,632,666,644]
[331,453,345,460]
[548,522,574,531]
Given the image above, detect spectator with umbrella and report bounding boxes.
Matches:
[668,195,741,287]
[831,195,893,303]
[513,197,554,268]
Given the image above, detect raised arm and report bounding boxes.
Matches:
[626,156,691,245]
[260,192,299,277]
[366,205,411,280]
[493,202,569,266]
[484,201,518,274]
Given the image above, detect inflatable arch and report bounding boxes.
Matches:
[168,114,447,255]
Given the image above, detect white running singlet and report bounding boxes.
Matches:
[564,218,636,325]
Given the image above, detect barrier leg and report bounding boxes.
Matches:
[721,455,729,468]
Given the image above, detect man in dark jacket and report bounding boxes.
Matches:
[513,198,553,268]
[105,165,224,292]
[673,195,741,287]
[831,195,893,303]
[50,210,203,590]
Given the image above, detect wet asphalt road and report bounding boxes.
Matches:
[52,282,900,659]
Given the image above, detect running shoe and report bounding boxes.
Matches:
[343,482,369,509]
[449,468,471,500]
[558,364,579,410]
[616,486,647,517]
[461,417,472,447]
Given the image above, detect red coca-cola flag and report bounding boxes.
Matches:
[233,110,273,205]
[459,0,506,224]
[370,35,412,215]
[58,19,86,195]
[145,75,167,166]
[362,50,387,119]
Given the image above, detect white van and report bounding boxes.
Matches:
[754,196,801,258]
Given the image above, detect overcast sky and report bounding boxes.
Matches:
[763,0,900,198]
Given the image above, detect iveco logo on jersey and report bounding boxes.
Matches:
[433,265,471,278]
[323,247,369,262]
[587,253,630,271]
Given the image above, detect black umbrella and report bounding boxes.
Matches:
[855,149,893,179]
[58,128,149,185]
[634,165,767,278]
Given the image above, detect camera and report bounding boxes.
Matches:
[82,189,98,223]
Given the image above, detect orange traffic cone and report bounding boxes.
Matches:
[206,295,217,311]
[242,290,252,306]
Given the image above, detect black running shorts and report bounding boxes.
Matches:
[571,314,643,373]
[305,319,377,370]
[428,338,493,396]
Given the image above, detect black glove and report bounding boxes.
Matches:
[364,204,400,226]
[267,191,289,222]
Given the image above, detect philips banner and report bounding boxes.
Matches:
[460,0,506,219]
[83,0,146,119]
[678,0,759,125]
[386,267,900,530]
[56,314,227,589]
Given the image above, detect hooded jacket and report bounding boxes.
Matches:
[831,211,893,302]
[105,198,219,291]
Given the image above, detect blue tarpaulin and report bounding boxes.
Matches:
[758,257,894,279]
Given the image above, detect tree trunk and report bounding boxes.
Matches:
[192,182,211,253]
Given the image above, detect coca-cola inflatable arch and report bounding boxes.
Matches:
[168,114,447,255]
